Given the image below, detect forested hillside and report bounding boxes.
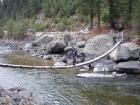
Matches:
[0,0,140,39]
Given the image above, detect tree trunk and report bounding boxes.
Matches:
[97,1,100,29]
[11,30,12,38]
[128,0,132,27]
[90,9,93,30]
[109,0,114,28]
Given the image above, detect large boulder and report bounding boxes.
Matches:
[47,41,67,54]
[115,61,140,73]
[83,34,114,58]
[32,35,53,46]
[109,42,140,61]
[63,34,74,44]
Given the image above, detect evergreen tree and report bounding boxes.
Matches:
[6,19,14,37]
[77,0,102,29]
[132,0,140,35]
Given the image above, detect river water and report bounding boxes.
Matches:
[0,46,140,105]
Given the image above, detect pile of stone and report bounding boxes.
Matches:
[0,86,51,105]
[1,30,140,74]
[22,31,140,73]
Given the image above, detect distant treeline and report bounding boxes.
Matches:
[0,0,140,39]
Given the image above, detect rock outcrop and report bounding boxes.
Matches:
[63,34,74,45]
[109,42,140,61]
[83,34,114,59]
[0,86,51,105]
[115,61,140,73]
[32,35,53,46]
[47,41,67,54]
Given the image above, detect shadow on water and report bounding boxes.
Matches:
[0,47,140,105]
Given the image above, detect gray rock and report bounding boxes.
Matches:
[74,46,83,54]
[47,41,67,54]
[32,35,53,46]
[0,87,7,97]
[6,95,12,103]
[90,59,116,68]
[109,42,140,61]
[9,86,27,92]
[18,90,33,99]
[79,69,89,72]
[43,55,52,60]
[84,57,92,62]
[93,63,105,73]
[93,60,116,72]
[115,61,140,73]
[54,62,66,66]
[83,65,90,69]
[76,56,84,63]
[79,29,89,35]
[67,59,73,65]
[1,97,7,104]
[53,100,59,105]
[83,34,114,59]
[108,30,117,38]
[63,34,74,44]
[64,46,73,52]
[59,56,67,62]
[76,41,86,48]
[0,87,6,94]
[31,53,39,57]
[24,43,32,52]
[104,64,116,72]
[80,65,89,72]
[68,39,77,46]
[1,91,7,97]
[19,99,26,105]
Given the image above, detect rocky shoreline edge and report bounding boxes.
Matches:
[0,30,140,74]
[0,30,140,73]
[0,86,52,105]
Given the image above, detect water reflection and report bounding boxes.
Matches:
[4,51,54,66]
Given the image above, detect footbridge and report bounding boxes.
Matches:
[0,33,123,69]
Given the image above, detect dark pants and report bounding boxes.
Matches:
[72,57,76,65]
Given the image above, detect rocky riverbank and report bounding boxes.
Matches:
[0,86,51,105]
[0,30,140,74]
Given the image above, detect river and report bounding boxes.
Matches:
[0,46,140,105]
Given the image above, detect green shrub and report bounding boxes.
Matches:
[0,26,4,38]
[34,24,46,31]
[102,13,109,24]
[53,17,59,24]
[59,23,66,32]
[63,17,68,26]
[67,25,73,31]
[45,23,50,29]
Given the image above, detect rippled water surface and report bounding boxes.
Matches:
[0,47,140,105]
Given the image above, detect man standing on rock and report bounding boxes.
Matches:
[71,48,77,65]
